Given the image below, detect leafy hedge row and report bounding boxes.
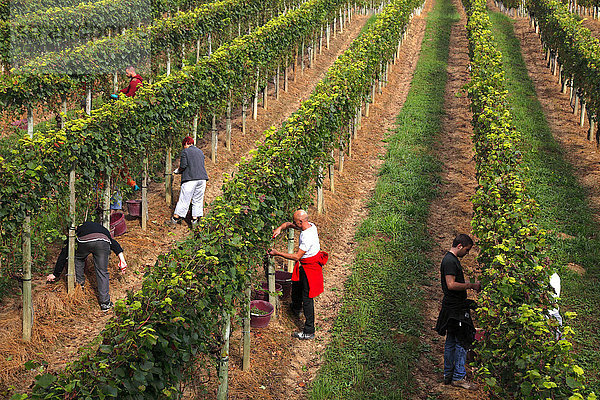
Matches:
[0,0,348,237]
[0,0,342,307]
[8,0,152,60]
[462,0,596,398]
[0,0,213,67]
[0,0,293,112]
[527,0,600,123]
[20,0,419,397]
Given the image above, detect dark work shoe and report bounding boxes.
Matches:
[288,308,303,318]
[292,331,315,340]
[100,302,114,312]
[165,216,182,226]
[444,376,452,385]
[451,379,478,390]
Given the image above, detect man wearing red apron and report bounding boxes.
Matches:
[269,209,328,340]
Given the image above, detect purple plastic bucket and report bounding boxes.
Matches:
[126,200,142,217]
[275,270,293,300]
[253,282,282,301]
[250,300,274,328]
[110,212,127,237]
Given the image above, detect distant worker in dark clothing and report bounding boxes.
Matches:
[46,221,127,311]
[435,234,481,390]
[168,136,209,227]
[119,66,143,98]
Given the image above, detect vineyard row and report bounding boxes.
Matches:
[21,0,421,396]
[462,0,595,398]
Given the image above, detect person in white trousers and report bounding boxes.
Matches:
[168,136,208,227]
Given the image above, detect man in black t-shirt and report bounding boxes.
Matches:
[435,234,481,390]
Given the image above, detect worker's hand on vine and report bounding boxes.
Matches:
[267,249,277,257]
[272,227,282,239]
[46,274,56,283]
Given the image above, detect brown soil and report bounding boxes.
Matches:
[413,0,486,398]
[0,13,371,395]
[182,3,436,398]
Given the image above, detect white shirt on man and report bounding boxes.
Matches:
[299,223,320,259]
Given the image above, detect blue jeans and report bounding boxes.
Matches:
[444,331,467,381]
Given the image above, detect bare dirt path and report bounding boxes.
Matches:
[0,14,371,395]
[412,0,486,398]
[201,2,436,399]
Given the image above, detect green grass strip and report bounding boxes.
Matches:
[309,0,458,398]
[489,10,600,392]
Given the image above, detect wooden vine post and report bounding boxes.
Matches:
[226,91,232,150]
[287,228,295,272]
[61,98,67,128]
[85,86,92,115]
[165,137,173,206]
[216,312,231,400]
[22,215,32,341]
[68,166,76,292]
[338,137,345,173]
[142,155,149,231]
[317,166,324,214]
[103,175,110,231]
[242,287,251,370]
[284,56,289,91]
[27,107,33,138]
[329,149,335,193]
[268,256,278,315]
[242,94,248,134]
[211,115,218,163]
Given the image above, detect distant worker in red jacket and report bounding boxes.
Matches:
[119,66,143,97]
[269,209,328,340]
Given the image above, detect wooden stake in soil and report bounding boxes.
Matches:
[301,40,305,74]
[276,65,280,100]
[242,287,251,370]
[27,107,33,138]
[68,166,76,292]
[142,155,148,231]
[85,86,92,115]
[103,175,110,231]
[284,57,289,92]
[22,215,32,342]
[329,149,335,194]
[166,49,171,76]
[192,113,199,143]
[287,228,295,272]
[268,256,278,315]
[165,139,173,206]
[226,93,232,150]
[216,313,231,400]
[211,115,218,163]
[338,139,345,173]
[253,70,260,120]
[317,166,324,215]
[242,95,247,134]
[61,99,67,129]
